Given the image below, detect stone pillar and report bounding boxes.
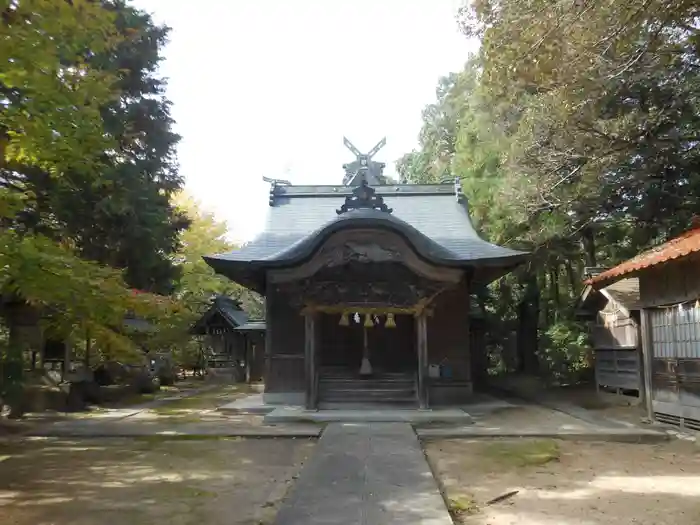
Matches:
[304,313,318,409]
[416,313,428,409]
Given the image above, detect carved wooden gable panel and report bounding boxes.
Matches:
[269,229,463,284]
[274,263,450,310]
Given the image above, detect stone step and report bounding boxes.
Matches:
[320,399,418,407]
[319,375,415,383]
[321,391,416,402]
[320,385,415,395]
[319,385,415,394]
[319,368,414,377]
[265,408,472,425]
[318,382,416,392]
[319,370,418,406]
[318,380,416,390]
[319,371,414,378]
[317,401,419,410]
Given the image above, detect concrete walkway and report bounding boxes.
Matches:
[273,422,452,525]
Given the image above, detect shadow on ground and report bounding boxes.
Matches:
[0,437,315,525]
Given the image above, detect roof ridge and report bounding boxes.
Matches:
[268,183,459,205]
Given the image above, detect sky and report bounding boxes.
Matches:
[132,0,477,243]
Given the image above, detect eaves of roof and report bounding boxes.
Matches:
[589,226,700,287]
[204,183,529,292]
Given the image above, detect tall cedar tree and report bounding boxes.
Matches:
[59,1,189,293]
[1,1,188,294]
[399,2,700,378]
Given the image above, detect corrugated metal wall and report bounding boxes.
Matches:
[648,307,700,430]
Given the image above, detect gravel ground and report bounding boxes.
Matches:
[426,438,700,525]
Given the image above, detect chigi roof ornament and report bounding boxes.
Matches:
[342,136,387,186]
[336,178,393,215]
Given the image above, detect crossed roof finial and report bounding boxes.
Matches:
[342,137,387,186]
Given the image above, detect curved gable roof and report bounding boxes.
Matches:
[204,183,528,291]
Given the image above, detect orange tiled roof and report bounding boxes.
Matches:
[590,226,700,286]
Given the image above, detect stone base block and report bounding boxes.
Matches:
[263,391,305,406]
[428,382,473,406]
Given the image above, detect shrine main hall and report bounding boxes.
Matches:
[205,138,527,409]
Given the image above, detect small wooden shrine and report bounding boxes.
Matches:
[205,138,528,407]
[190,296,265,383]
[589,227,700,431]
[577,269,642,395]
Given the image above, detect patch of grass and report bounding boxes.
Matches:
[152,414,207,423]
[448,495,479,519]
[151,405,197,415]
[151,385,252,413]
[482,439,560,468]
[178,486,218,498]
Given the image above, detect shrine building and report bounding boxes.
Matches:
[204,138,528,408]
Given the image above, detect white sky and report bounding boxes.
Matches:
[132,0,477,243]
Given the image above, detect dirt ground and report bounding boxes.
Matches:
[472,403,600,431]
[490,375,649,427]
[0,437,315,525]
[426,439,700,525]
[144,384,257,414]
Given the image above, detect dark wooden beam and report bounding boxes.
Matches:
[304,313,318,410]
[417,313,428,409]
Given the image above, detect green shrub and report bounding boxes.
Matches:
[537,320,590,383]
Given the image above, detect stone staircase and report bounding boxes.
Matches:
[317,367,418,408]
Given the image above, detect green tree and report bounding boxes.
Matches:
[173,192,263,318]
[460,0,700,252]
[404,0,700,379]
[2,1,189,294]
[0,1,191,414]
[0,0,122,171]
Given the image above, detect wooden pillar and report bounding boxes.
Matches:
[416,313,428,409]
[304,313,318,409]
[244,334,251,384]
[264,284,273,390]
[639,308,655,421]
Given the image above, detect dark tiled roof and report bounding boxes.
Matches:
[205,183,527,290]
[589,226,700,286]
[190,296,249,334]
[236,320,266,331]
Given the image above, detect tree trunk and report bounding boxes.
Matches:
[565,260,578,298]
[516,273,540,374]
[84,330,91,368]
[539,270,550,325]
[3,318,26,418]
[550,266,560,321]
[0,298,34,418]
[580,227,597,267]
